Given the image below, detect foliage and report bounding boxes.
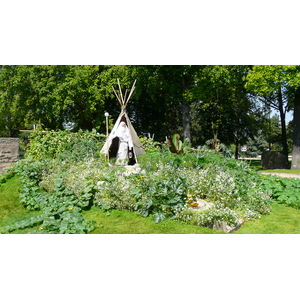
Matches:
[246,65,300,169]
[0,175,41,233]
[26,129,105,161]
[190,65,260,148]
[0,65,258,151]
[6,127,300,233]
[167,133,191,154]
[0,130,104,233]
[174,206,239,228]
[94,150,273,226]
[139,136,162,153]
[1,167,95,234]
[3,175,300,234]
[0,168,15,186]
[259,175,300,209]
[0,65,126,135]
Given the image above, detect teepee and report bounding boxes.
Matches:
[101,79,145,164]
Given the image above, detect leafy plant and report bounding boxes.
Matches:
[26,129,105,161]
[7,128,292,233]
[259,175,300,209]
[140,137,161,153]
[167,133,191,154]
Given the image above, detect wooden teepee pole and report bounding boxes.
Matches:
[125,79,137,105]
[112,86,123,107]
[117,78,125,105]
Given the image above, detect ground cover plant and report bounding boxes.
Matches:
[2,130,300,234]
[2,176,300,234]
[1,130,105,234]
[0,175,41,233]
[257,175,300,209]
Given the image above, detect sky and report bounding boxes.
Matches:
[271,109,294,124]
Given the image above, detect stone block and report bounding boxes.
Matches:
[0,138,20,163]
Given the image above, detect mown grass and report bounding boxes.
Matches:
[82,207,221,234]
[1,176,300,234]
[235,202,300,234]
[242,159,300,174]
[244,159,263,171]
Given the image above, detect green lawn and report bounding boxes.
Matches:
[82,207,221,234]
[235,202,300,234]
[242,158,300,174]
[0,176,40,233]
[1,176,300,234]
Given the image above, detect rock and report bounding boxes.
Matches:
[192,198,215,211]
[213,219,244,233]
[124,164,142,176]
[213,221,228,232]
[0,138,19,163]
[0,138,19,174]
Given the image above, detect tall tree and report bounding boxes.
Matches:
[126,65,202,142]
[189,65,259,156]
[0,65,33,136]
[246,65,300,169]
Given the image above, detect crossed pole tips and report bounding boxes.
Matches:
[112,79,137,112]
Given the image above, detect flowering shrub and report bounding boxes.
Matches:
[173,206,239,228]
[94,164,188,223]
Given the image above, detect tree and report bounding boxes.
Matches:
[0,65,33,136]
[0,65,131,135]
[246,65,300,169]
[189,65,260,157]
[262,114,282,150]
[125,65,202,142]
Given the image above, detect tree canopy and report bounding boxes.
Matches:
[1,64,300,168]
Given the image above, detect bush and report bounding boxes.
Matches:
[26,129,105,161]
[174,206,239,228]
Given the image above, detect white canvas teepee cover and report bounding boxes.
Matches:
[101,80,145,160]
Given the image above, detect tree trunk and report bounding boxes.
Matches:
[235,141,239,159]
[291,87,300,170]
[277,88,289,168]
[180,77,191,142]
[181,102,191,142]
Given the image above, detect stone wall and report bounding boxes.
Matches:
[0,138,20,163]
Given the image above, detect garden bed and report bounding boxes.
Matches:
[2,130,300,234]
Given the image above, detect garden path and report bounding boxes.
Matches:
[261,172,300,179]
